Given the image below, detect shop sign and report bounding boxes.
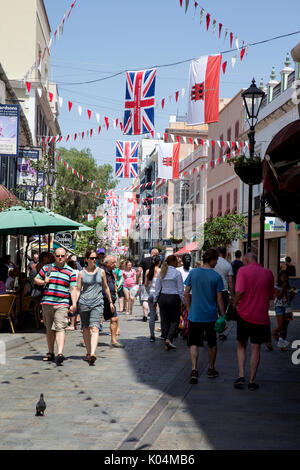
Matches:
[0,104,20,157]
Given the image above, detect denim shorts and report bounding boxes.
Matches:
[79,304,103,329]
[275,306,286,316]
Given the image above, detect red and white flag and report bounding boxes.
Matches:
[187,54,222,125]
[157,143,180,180]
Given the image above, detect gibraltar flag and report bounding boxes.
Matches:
[157,143,180,180]
[187,54,222,125]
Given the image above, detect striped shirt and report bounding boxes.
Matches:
[37,263,77,306]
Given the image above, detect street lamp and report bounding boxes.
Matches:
[242,78,265,252]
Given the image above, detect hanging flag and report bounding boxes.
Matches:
[26,82,31,93]
[106,190,119,207]
[123,68,156,135]
[187,54,222,125]
[115,141,139,178]
[141,215,151,230]
[185,0,189,13]
[222,61,227,74]
[157,142,180,180]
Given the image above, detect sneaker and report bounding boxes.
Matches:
[190,369,198,384]
[110,342,125,349]
[277,338,289,349]
[248,382,259,391]
[234,377,245,389]
[165,340,176,350]
[207,368,219,378]
[142,316,147,322]
[150,336,155,342]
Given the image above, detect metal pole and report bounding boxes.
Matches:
[247,126,255,252]
[259,195,265,266]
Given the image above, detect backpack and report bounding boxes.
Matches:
[32,264,53,300]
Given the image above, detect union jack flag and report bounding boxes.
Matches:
[115,141,139,178]
[106,190,119,207]
[123,68,156,135]
[141,215,151,230]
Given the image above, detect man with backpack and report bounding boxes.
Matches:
[34,248,77,365]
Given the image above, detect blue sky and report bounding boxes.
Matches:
[45,0,300,188]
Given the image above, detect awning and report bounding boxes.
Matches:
[0,185,18,205]
[174,241,199,255]
[263,119,300,223]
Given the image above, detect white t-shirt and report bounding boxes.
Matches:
[177,266,192,283]
[214,257,233,291]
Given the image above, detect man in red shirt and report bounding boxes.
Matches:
[233,252,274,391]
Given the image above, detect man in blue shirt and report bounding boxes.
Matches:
[184,249,225,384]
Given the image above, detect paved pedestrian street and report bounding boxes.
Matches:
[1,303,300,450]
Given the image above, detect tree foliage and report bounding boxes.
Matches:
[55,147,116,221]
[201,213,246,250]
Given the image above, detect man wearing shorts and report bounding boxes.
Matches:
[184,249,225,384]
[233,252,274,390]
[35,248,77,365]
[102,256,124,348]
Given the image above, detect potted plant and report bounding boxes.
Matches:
[229,154,262,185]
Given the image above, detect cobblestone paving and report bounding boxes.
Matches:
[1,307,300,450]
[0,303,189,450]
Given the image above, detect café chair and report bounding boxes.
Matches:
[0,294,16,334]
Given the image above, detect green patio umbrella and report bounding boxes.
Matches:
[0,206,81,236]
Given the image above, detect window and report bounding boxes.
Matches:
[254,195,260,211]
[219,134,223,158]
[217,195,222,216]
[233,189,238,213]
[235,121,240,139]
[211,144,215,168]
[226,192,230,214]
[226,127,232,156]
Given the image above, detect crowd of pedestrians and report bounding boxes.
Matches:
[1,244,297,391]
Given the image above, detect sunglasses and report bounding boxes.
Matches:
[89,257,97,260]
[55,255,65,258]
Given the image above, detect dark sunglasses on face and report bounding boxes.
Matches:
[55,255,65,258]
[89,257,97,260]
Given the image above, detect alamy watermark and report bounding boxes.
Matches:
[291,340,300,365]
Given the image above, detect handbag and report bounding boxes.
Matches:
[32,264,52,300]
[225,302,239,321]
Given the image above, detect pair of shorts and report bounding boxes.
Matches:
[42,304,69,332]
[118,287,125,298]
[79,304,103,329]
[275,306,287,316]
[123,285,139,298]
[103,301,118,321]
[237,317,271,345]
[140,285,149,302]
[187,321,217,348]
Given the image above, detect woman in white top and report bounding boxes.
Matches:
[153,255,185,350]
[145,255,161,342]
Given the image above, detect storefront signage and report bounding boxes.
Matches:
[265,217,287,232]
[0,104,20,157]
[54,232,74,249]
[17,148,44,202]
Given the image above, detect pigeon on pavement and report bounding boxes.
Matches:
[35,394,46,416]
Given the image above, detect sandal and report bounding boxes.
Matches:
[83,354,91,362]
[56,354,65,365]
[42,352,55,362]
[88,355,96,365]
